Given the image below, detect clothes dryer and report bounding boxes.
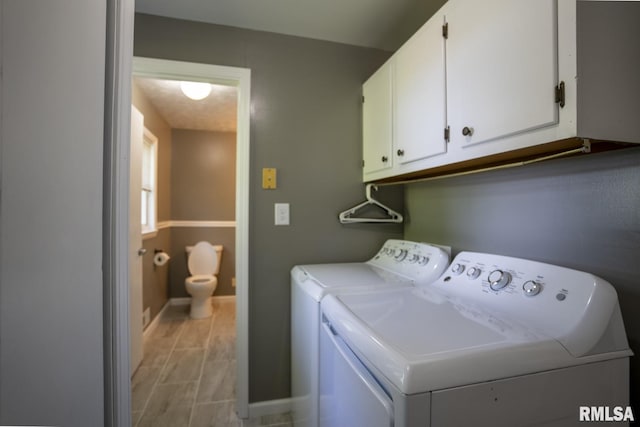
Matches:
[291,240,450,427]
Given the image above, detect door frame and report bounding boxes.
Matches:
[133,57,252,419]
[103,2,251,422]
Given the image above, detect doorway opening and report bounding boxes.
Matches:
[127,57,251,422]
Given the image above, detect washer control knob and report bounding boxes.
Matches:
[452,263,465,275]
[419,256,430,266]
[523,280,542,297]
[394,249,408,262]
[488,269,512,291]
[409,254,420,264]
[467,267,482,279]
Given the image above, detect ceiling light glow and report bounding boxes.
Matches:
[180,81,212,100]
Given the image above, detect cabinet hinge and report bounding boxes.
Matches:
[444,126,450,142]
[362,95,365,104]
[362,160,365,168]
[442,22,448,39]
[555,81,565,108]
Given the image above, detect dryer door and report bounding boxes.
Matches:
[319,321,393,427]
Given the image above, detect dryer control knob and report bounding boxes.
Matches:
[394,249,408,262]
[523,280,542,297]
[488,269,512,291]
[467,267,482,279]
[452,263,465,275]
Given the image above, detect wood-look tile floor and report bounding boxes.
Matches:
[132,299,292,427]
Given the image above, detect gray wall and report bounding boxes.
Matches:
[0,1,105,425]
[170,129,237,297]
[577,1,640,144]
[142,228,172,320]
[134,13,404,402]
[133,80,173,321]
[404,147,640,407]
[171,129,236,221]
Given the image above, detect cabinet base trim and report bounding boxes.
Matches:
[370,138,633,185]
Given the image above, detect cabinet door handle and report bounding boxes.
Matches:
[462,126,474,136]
[397,149,405,156]
[381,156,388,162]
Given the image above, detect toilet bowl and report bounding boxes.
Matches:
[185,241,223,319]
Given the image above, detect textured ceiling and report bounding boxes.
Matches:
[134,77,238,132]
[135,0,447,52]
[132,0,448,131]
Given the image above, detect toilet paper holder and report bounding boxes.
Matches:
[153,249,171,267]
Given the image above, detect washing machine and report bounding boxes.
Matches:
[291,239,450,427]
[320,251,633,427]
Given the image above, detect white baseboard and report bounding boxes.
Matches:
[248,398,293,419]
[170,297,191,306]
[170,295,236,306]
[212,295,236,302]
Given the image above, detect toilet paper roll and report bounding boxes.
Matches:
[153,252,171,267]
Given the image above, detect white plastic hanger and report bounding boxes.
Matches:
[338,184,403,224]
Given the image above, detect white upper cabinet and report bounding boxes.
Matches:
[394,13,447,165]
[447,0,558,148]
[362,61,393,175]
[362,0,639,182]
[362,4,450,181]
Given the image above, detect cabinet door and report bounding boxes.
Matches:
[363,62,393,175]
[394,14,447,164]
[447,0,558,147]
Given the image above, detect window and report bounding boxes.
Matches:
[141,128,158,236]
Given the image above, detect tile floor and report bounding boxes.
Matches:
[132,299,292,427]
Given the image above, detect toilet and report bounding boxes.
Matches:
[185,241,223,319]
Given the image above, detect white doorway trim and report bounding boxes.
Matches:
[132,56,252,419]
[103,1,136,425]
[104,3,250,422]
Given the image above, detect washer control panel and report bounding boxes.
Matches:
[441,255,550,298]
[368,239,450,285]
[433,251,624,357]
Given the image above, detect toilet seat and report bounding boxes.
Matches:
[188,241,219,276]
[185,274,218,286]
[191,276,214,284]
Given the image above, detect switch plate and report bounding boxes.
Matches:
[262,168,277,189]
[275,203,290,225]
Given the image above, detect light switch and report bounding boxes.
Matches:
[275,203,290,226]
[263,168,277,189]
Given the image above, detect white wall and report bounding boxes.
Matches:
[0,1,106,425]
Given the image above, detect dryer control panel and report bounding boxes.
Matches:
[368,239,450,285]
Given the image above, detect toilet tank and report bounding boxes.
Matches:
[212,245,223,275]
[185,243,224,275]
